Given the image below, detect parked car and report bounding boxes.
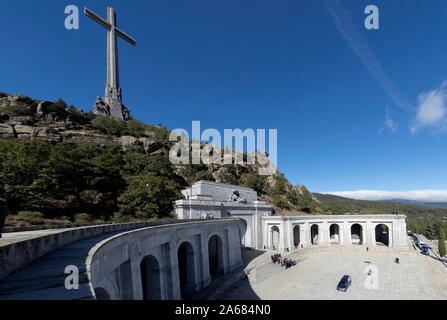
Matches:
[337,275,352,292]
[421,245,429,255]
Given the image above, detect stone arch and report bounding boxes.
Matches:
[310,224,319,245]
[293,225,300,248]
[329,224,340,244]
[94,275,120,300]
[177,241,196,299]
[351,223,363,244]
[208,235,224,277]
[94,287,111,300]
[375,224,389,246]
[271,226,280,250]
[140,254,161,300]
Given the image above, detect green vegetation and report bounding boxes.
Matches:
[439,227,446,258]
[195,171,215,182]
[0,139,180,221]
[91,115,128,136]
[240,173,266,193]
[120,172,179,219]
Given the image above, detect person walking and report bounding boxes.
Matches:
[0,191,8,239]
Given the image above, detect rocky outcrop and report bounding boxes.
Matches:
[0,124,15,138]
[293,185,318,202]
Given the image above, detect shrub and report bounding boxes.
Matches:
[74,213,92,224]
[240,173,266,193]
[111,211,131,223]
[47,98,68,119]
[439,228,446,258]
[0,103,33,117]
[16,211,45,225]
[360,209,382,215]
[92,115,128,136]
[127,119,146,137]
[195,171,215,182]
[67,106,90,125]
[145,124,170,142]
[272,195,290,210]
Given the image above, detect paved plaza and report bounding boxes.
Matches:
[223,246,447,300]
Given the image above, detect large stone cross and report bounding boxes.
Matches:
[84,7,136,121]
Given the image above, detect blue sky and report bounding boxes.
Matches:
[1,0,447,198]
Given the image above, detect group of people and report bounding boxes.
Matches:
[271,253,297,269]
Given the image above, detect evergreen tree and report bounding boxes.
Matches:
[42,143,94,205]
[0,139,51,210]
[424,223,437,240]
[439,227,446,258]
[93,146,126,209]
[120,172,179,219]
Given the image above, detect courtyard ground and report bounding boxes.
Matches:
[222,245,447,300]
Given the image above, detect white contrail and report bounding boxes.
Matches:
[322,0,411,111]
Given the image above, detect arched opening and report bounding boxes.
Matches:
[94,287,111,300]
[375,224,389,246]
[177,242,196,299]
[351,224,363,245]
[208,235,224,277]
[238,219,248,247]
[293,225,300,248]
[140,255,161,300]
[330,224,340,244]
[271,226,280,250]
[311,224,319,245]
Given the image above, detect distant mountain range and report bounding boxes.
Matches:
[313,193,447,216]
[378,199,447,209]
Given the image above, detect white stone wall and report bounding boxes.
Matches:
[262,215,408,251]
[87,219,243,300]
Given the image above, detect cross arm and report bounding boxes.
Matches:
[84,7,111,29]
[115,28,136,46]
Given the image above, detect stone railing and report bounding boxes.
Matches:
[0,220,203,281]
[85,218,242,300]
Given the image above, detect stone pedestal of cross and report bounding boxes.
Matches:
[84,7,136,121]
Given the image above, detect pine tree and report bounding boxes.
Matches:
[439,228,446,258]
[424,224,437,240]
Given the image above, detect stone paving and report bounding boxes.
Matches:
[0,228,80,247]
[223,246,447,300]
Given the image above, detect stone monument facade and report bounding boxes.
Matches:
[174,181,274,249]
[175,181,409,251]
[84,7,135,121]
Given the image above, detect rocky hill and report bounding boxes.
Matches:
[0,92,319,223]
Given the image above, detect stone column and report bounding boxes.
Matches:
[320,222,329,246]
[301,222,309,247]
[366,220,373,247]
[130,259,143,300]
[289,223,295,251]
[193,236,203,291]
[342,221,351,245]
[200,234,211,289]
[227,227,242,271]
[169,240,181,300]
[280,219,288,252]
